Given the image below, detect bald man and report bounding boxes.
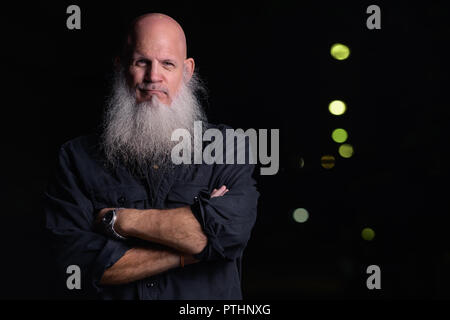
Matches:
[44,13,259,299]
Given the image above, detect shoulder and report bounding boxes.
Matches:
[58,134,103,164]
[60,134,100,152]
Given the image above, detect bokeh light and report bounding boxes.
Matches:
[328,100,347,116]
[321,155,335,169]
[361,227,375,241]
[338,144,354,158]
[332,128,348,143]
[330,43,350,60]
[299,157,305,168]
[293,208,309,223]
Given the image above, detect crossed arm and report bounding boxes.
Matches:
[97,186,229,285]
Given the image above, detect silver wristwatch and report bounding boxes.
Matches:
[101,208,127,240]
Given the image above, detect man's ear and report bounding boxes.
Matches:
[184,57,195,80]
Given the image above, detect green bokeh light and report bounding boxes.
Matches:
[328,100,347,116]
[338,143,354,158]
[330,43,350,60]
[361,227,375,241]
[332,128,348,143]
[293,208,309,223]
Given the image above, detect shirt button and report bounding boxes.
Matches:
[152,164,159,170]
[146,282,156,288]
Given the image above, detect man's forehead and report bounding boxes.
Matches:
[130,36,184,60]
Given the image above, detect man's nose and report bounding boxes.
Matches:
[144,63,162,83]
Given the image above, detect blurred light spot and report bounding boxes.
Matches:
[330,43,350,60]
[329,100,347,115]
[361,227,375,241]
[338,144,354,158]
[293,208,309,223]
[332,128,348,143]
[321,155,335,169]
[299,157,305,168]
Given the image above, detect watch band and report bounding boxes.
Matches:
[109,208,127,240]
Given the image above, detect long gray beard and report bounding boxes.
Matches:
[101,68,207,173]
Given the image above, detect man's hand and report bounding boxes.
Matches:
[210,185,228,198]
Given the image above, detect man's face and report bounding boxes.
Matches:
[126,24,188,105]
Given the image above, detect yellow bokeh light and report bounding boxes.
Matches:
[328,100,347,116]
[330,43,350,60]
[361,227,375,241]
[332,128,348,143]
[299,157,305,168]
[338,144,354,158]
[321,155,335,169]
[293,208,309,223]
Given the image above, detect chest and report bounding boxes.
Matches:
[85,163,213,212]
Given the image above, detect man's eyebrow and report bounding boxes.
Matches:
[162,58,177,64]
[132,51,178,62]
[132,51,149,59]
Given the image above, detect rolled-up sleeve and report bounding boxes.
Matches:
[191,132,259,262]
[44,145,131,296]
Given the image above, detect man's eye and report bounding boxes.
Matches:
[136,60,148,66]
[163,61,175,67]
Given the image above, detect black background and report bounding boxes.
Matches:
[1,1,449,299]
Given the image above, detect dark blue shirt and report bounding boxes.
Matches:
[44,123,259,299]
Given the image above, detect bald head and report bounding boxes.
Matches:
[120,13,195,105]
[128,13,187,59]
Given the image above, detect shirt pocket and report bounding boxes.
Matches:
[91,186,149,211]
[165,182,209,208]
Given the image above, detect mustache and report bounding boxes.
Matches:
[137,84,169,94]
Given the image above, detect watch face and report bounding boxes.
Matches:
[102,210,114,225]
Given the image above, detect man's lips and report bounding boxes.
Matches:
[139,88,167,95]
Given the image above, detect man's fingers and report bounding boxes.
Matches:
[219,187,228,196]
[210,185,228,198]
[217,185,226,196]
[210,188,219,198]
